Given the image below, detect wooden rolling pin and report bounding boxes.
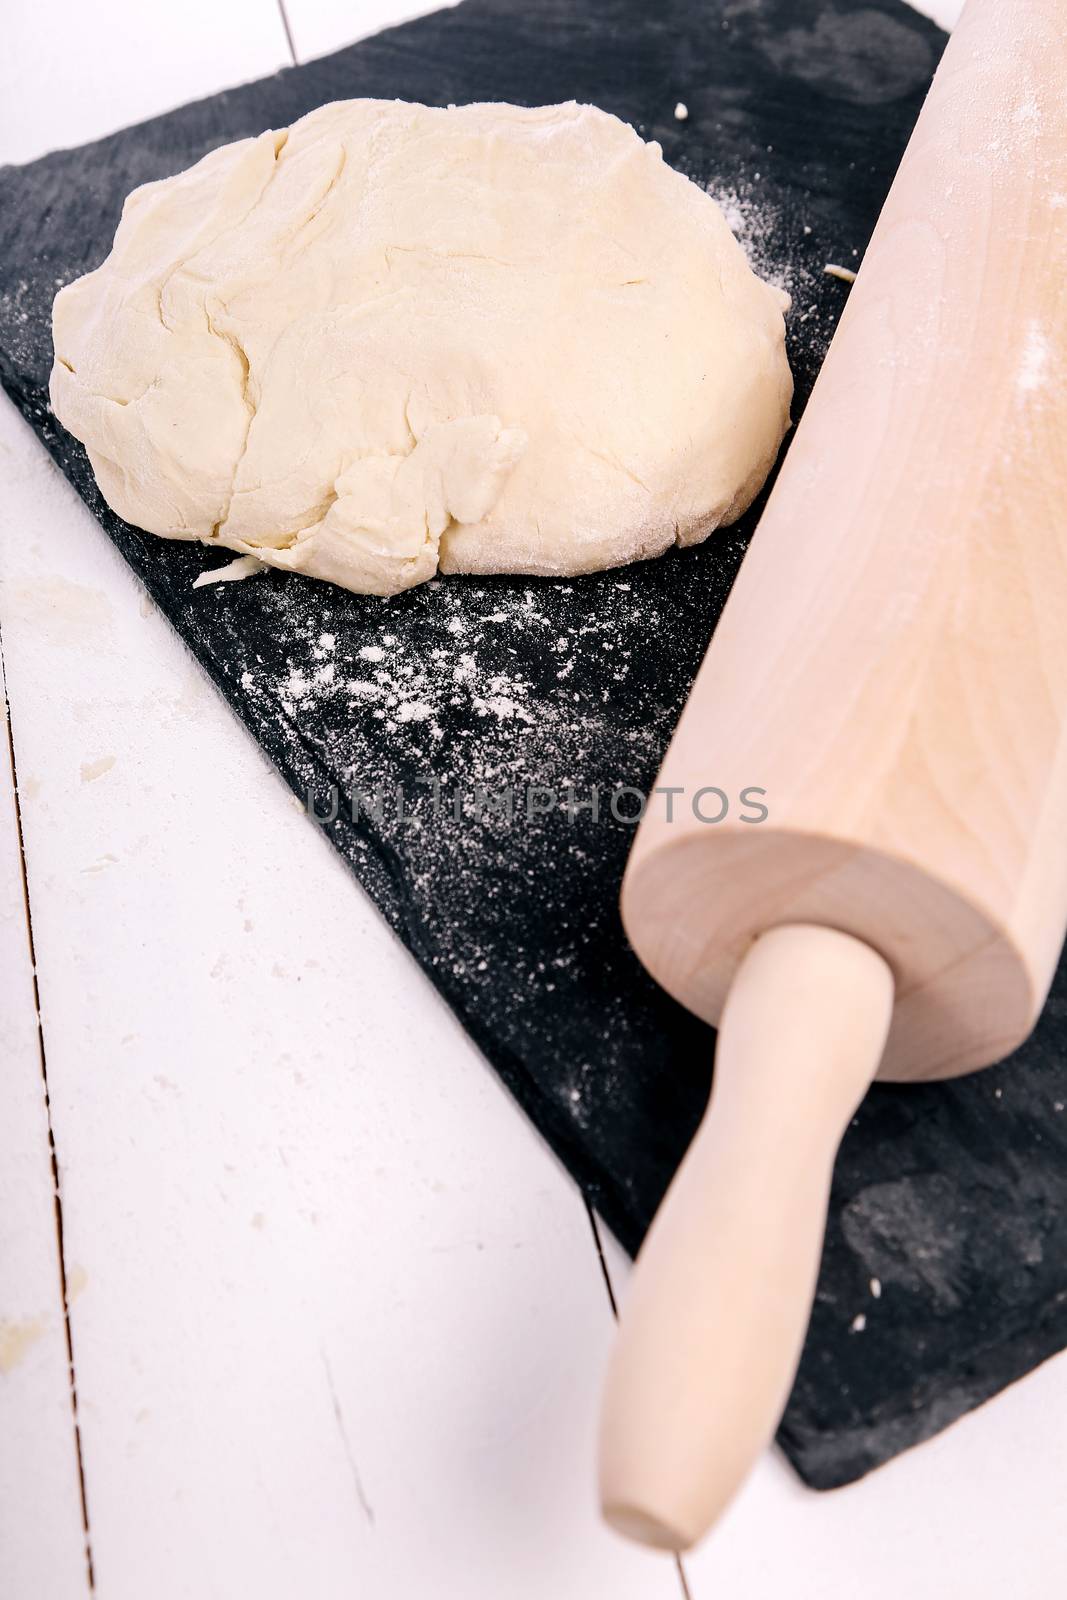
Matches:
[599,0,1067,1551]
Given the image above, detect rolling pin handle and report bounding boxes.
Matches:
[598,923,894,1550]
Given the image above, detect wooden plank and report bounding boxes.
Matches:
[0,395,680,1599]
[281,0,460,63]
[0,0,292,165]
[0,639,91,1598]
[904,0,965,27]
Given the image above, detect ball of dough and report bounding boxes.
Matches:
[50,99,792,597]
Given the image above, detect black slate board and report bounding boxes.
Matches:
[3,0,1067,1492]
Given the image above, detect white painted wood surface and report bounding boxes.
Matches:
[0,309,675,1600]
[0,653,91,1598]
[2,2,1065,1597]
[1,1,293,164]
[284,0,462,62]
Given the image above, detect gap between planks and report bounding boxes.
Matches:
[1,628,96,1593]
[584,1198,694,1600]
[275,0,299,64]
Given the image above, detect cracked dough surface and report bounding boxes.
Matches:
[50,99,792,597]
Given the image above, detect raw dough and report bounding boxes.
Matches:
[50,99,792,597]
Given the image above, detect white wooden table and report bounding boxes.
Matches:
[2,2,1065,1596]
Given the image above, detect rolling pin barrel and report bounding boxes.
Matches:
[600,0,1067,1550]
